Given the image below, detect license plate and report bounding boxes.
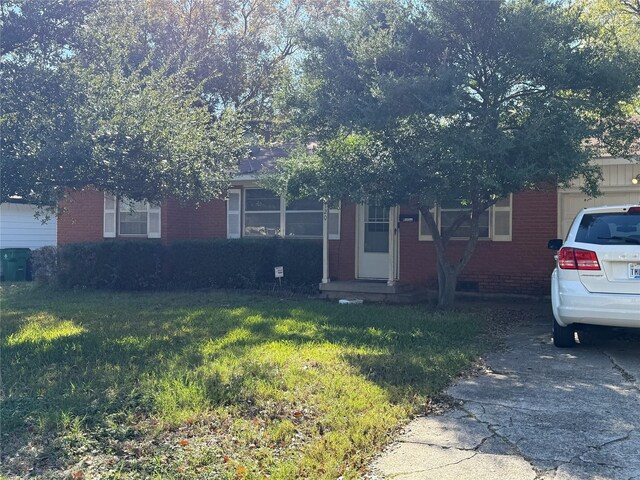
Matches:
[629,263,640,279]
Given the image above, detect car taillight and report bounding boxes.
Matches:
[628,206,640,215]
[558,247,601,270]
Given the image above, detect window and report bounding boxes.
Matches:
[227,189,241,239]
[364,203,390,252]
[285,198,323,238]
[103,193,161,239]
[419,195,512,241]
[232,188,340,240]
[576,213,640,245]
[119,199,148,235]
[440,200,490,239]
[327,202,341,240]
[244,188,282,237]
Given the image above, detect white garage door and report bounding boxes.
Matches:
[0,203,57,249]
[559,191,640,239]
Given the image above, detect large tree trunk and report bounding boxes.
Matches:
[436,259,457,307]
[420,204,484,308]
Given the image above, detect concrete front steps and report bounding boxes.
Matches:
[319,280,430,304]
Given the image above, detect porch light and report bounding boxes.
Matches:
[632,174,640,185]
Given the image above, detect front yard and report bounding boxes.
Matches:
[2,285,497,479]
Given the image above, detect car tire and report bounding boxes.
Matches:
[553,318,576,348]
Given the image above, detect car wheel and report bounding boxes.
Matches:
[553,318,575,348]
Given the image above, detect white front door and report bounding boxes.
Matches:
[358,203,390,279]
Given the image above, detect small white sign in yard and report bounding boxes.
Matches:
[274,266,284,278]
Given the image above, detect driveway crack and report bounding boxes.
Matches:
[383,451,479,479]
[602,351,639,390]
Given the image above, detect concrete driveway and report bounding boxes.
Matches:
[371,307,640,480]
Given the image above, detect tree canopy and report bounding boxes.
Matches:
[274,0,640,305]
[0,0,342,206]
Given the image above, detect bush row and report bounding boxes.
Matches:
[50,239,322,291]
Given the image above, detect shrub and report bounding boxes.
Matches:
[167,238,322,291]
[30,246,58,284]
[58,241,164,290]
[56,239,322,292]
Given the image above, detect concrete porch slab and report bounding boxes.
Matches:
[319,280,431,304]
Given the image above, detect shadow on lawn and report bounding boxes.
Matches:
[0,288,481,474]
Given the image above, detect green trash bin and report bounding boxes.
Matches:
[1,248,31,281]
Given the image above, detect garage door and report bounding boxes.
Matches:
[559,191,640,239]
[0,203,57,249]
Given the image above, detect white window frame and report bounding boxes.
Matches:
[491,195,512,242]
[419,194,512,242]
[285,198,324,239]
[226,189,242,239]
[328,201,341,240]
[103,193,161,239]
[104,193,117,238]
[418,206,437,241]
[118,198,149,237]
[243,188,283,237]
[241,187,330,240]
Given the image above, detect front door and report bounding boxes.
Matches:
[358,203,389,279]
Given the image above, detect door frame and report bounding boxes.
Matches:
[355,203,400,281]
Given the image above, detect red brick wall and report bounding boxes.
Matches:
[57,189,104,245]
[328,203,356,280]
[58,186,556,295]
[163,198,227,243]
[329,190,558,295]
[58,189,228,245]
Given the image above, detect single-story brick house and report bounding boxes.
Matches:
[58,151,640,299]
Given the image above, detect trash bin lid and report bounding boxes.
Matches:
[0,248,31,260]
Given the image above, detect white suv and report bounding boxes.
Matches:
[548,205,640,347]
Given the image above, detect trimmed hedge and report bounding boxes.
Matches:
[58,241,164,290]
[57,238,322,292]
[31,246,58,284]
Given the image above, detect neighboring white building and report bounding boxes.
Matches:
[0,202,57,250]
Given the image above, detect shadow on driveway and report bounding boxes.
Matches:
[371,305,640,480]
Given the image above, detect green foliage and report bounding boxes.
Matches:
[1,286,492,478]
[55,239,321,292]
[573,0,640,115]
[1,50,247,206]
[1,0,345,207]
[277,0,640,305]
[285,0,639,207]
[0,0,96,58]
[167,238,322,291]
[83,0,344,118]
[30,246,59,284]
[57,241,165,290]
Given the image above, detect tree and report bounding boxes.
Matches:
[1,0,249,207]
[274,0,640,306]
[85,0,345,120]
[1,0,342,207]
[574,0,640,114]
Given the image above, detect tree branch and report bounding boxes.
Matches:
[500,87,546,104]
[621,0,640,16]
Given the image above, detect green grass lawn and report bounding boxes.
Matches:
[1,284,495,479]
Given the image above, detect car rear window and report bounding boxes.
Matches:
[575,213,640,245]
